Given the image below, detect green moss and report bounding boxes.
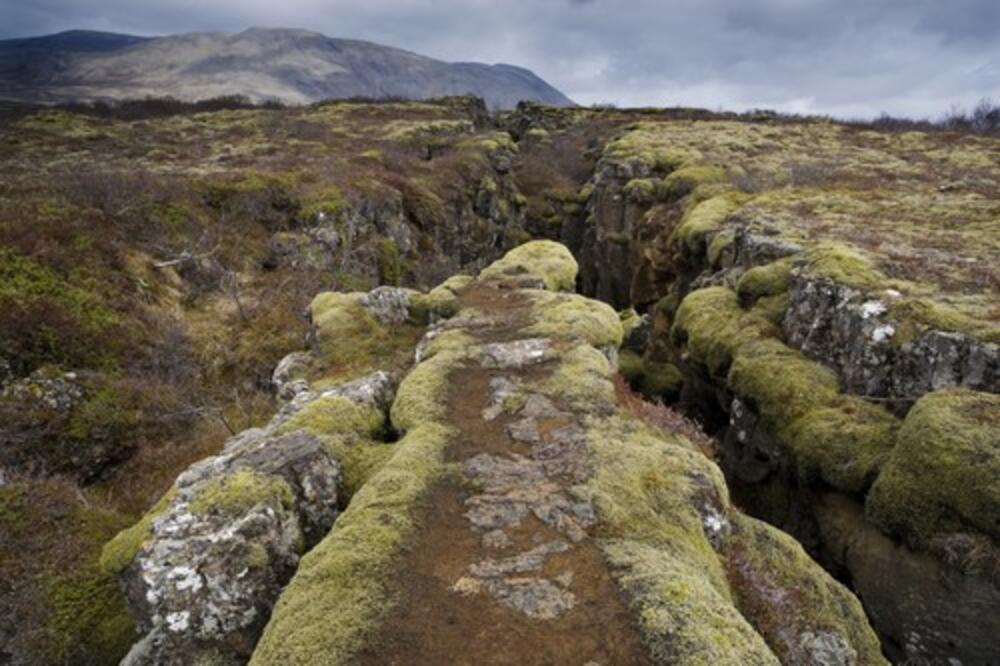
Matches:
[0,248,122,370]
[189,469,293,517]
[391,349,465,433]
[409,277,467,323]
[619,350,682,399]
[100,489,177,574]
[867,388,1000,544]
[672,287,775,376]
[801,243,885,290]
[525,291,624,350]
[1,481,135,665]
[736,258,796,305]
[889,297,1000,345]
[584,416,777,663]
[250,420,453,666]
[727,514,887,664]
[300,186,345,221]
[277,395,390,498]
[478,240,578,291]
[787,398,899,493]
[309,291,424,380]
[536,344,616,414]
[750,294,789,326]
[673,193,745,259]
[15,110,104,138]
[43,561,136,665]
[623,178,659,203]
[663,165,728,197]
[375,237,402,286]
[706,230,735,267]
[727,338,840,430]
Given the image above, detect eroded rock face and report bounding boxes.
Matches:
[784,274,999,401]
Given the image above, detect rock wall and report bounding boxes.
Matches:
[566,140,1000,663]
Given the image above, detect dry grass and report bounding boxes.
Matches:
[613,374,717,459]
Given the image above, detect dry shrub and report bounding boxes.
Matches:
[614,374,717,458]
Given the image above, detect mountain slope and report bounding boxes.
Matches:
[0,28,574,108]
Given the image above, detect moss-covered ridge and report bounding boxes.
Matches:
[671,283,1000,548]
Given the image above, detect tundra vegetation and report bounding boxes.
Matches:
[0,96,996,665]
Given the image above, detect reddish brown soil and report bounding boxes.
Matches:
[355,286,651,665]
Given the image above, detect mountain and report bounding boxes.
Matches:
[0,28,574,109]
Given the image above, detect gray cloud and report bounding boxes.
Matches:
[1,0,997,118]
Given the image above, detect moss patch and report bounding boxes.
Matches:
[277,394,390,498]
[867,388,1000,544]
[584,416,778,664]
[478,239,578,291]
[525,291,624,350]
[100,488,177,574]
[249,420,453,665]
[727,513,887,664]
[309,291,424,381]
[189,469,294,517]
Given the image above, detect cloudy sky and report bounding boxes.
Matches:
[2,0,998,118]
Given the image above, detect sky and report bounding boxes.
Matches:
[1,0,998,119]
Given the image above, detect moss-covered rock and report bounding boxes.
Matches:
[671,287,775,376]
[736,257,795,305]
[189,469,295,517]
[525,291,624,350]
[309,290,424,382]
[478,239,578,291]
[277,394,391,498]
[727,513,886,664]
[867,388,1000,545]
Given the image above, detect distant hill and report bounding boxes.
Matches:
[0,28,574,109]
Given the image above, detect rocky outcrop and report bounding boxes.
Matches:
[102,280,424,665]
[103,371,394,666]
[784,274,999,401]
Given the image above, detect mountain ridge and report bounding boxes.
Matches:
[0,28,574,109]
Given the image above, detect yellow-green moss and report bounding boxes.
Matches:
[478,240,578,291]
[736,258,796,304]
[787,397,899,493]
[309,291,424,380]
[663,165,728,197]
[889,297,1000,345]
[727,514,888,664]
[706,230,736,267]
[189,469,293,517]
[584,416,778,663]
[623,178,659,203]
[249,421,453,666]
[391,349,465,433]
[867,388,1000,544]
[673,193,745,259]
[301,186,345,221]
[409,278,466,323]
[526,291,624,350]
[277,395,390,498]
[801,243,885,290]
[619,350,683,398]
[727,338,841,430]
[100,489,177,574]
[672,287,775,376]
[536,344,616,413]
